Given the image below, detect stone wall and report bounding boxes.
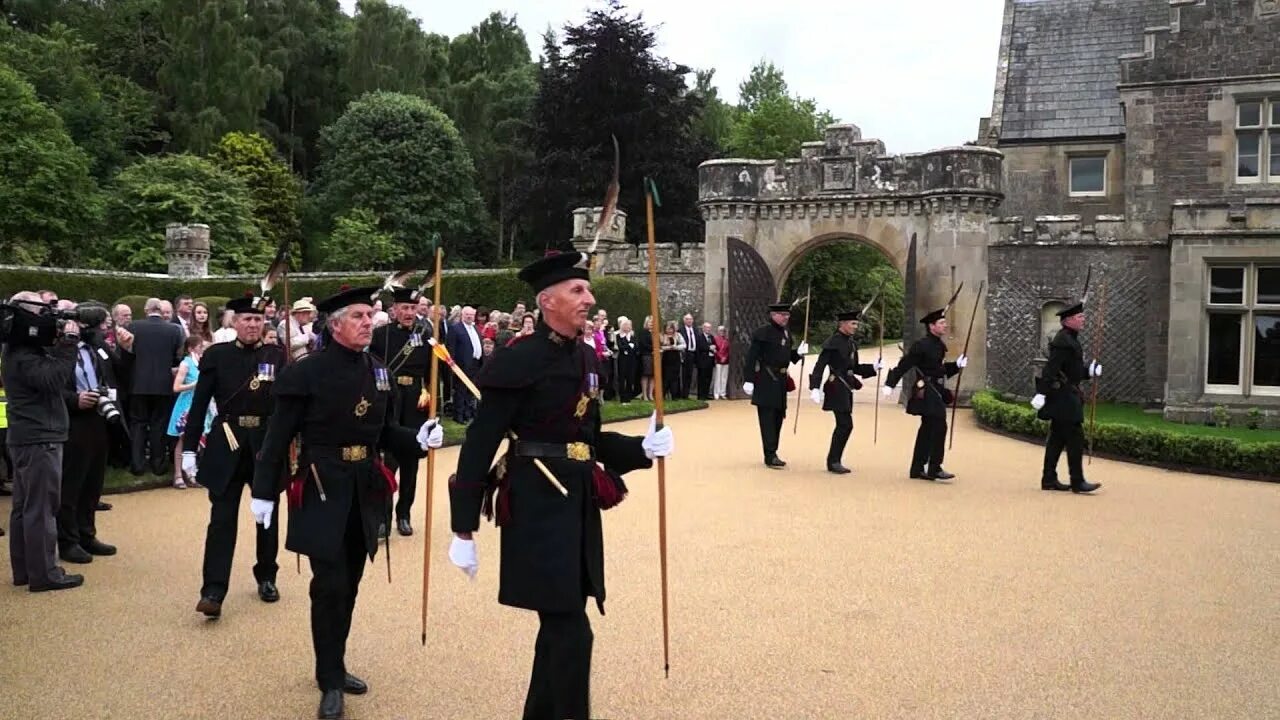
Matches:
[998,142,1127,221]
[986,217,1169,403]
[599,242,706,322]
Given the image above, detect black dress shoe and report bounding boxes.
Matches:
[59,545,93,564]
[765,456,786,468]
[927,469,956,481]
[258,580,280,603]
[96,501,112,511]
[1071,480,1101,494]
[30,573,84,592]
[1041,478,1071,491]
[909,470,928,479]
[318,689,344,719]
[396,518,413,537]
[342,673,368,695]
[827,463,852,474]
[81,538,117,556]
[196,596,222,618]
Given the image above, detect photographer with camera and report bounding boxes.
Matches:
[3,291,83,592]
[57,301,124,564]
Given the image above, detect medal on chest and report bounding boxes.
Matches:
[575,373,599,418]
[409,332,422,348]
[354,397,370,418]
[374,367,390,392]
[250,362,275,391]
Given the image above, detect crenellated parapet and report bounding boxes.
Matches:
[988,214,1146,246]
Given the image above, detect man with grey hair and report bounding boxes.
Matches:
[4,291,84,591]
[447,305,482,423]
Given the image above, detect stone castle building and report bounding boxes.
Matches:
[693,0,1278,418]
[982,0,1280,422]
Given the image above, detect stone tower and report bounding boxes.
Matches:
[164,223,211,279]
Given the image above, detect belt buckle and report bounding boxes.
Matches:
[342,446,368,462]
[237,416,260,428]
[566,442,591,462]
[396,376,415,386]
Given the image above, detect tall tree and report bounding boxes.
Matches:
[314,91,485,264]
[212,131,302,259]
[341,0,448,104]
[691,68,733,155]
[523,0,714,252]
[0,22,160,179]
[727,59,835,160]
[445,12,537,263]
[247,0,349,177]
[157,0,281,154]
[0,61,100,266]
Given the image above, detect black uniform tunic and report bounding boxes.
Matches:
[1036,327,1089,483]
[185,339,287,600]
[251,342,424,692]
[884,333,960,475]
[809,331,876,413]
[369,321,431,521]
[742,320,801,461]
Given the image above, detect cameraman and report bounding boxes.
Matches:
[3,291,83,592]
[57,302,123,564]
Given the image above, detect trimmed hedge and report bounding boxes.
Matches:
[972,390,1280,481]
[0,267,655,321]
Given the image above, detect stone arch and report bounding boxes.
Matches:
[775,231,900,294]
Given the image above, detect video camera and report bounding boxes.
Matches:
[0,300,109,347]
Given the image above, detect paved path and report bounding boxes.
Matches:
[2,353,1278,719]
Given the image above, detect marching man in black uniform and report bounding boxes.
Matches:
[250,285,444,720]
[808,309,881,474]
[448,250,675,720]
[184,292,287,618]
[369,285,431,536]
[1032,301,1102,494]
[742,302,808,468]
[882,304,968,481]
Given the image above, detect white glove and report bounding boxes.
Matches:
[181,451,197,476]
[1031,393,1046,410]
[250,498,275,529]
[449,536,478,580]
[956,354,969,368]
[642,412,674,459]
[810,388,823,405]
[1089,361,1102,378]
[742,382,754,396]
[417,418,443,449]
[873,358,884,372]
[797,342,809,355]
[882,384,896,398]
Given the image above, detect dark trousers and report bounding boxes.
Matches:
[679,356,694,399]
[696,362,713,400]
[128,394,170,474]
[309,494,367,691]
[757,407,786,460]
[58,414,108,551]
[522,602,593,720]
[200,450,279,600]
[8,443,62,586]
[910,415,947,474]
[453,373,478,423]
[1043,419,1086,483]
[828,411,853,466]
[382,449,419,522]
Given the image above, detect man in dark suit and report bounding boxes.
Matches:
[695,321,716,400]
[447,305,482,423]
[125,298,183,475]
[679,314,699,399]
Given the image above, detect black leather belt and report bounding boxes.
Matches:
[513,441,595,462]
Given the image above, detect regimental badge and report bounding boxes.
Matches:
[574,395,590,419]
[374,367,390,392]
[355,397,371,417]
[249,378,260,391]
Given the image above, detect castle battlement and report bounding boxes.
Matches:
[989,214,1133,246]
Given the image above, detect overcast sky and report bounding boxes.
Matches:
[338,0,1006,154]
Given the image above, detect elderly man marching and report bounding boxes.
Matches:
[1032,299,1102,494]
[808,309,881,474]
[742,302,808,468]
[882,303,967,481]
[250,285,444,720]
[448,250,674,720]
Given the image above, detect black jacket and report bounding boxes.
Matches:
[742,321,801,411]
[809,332,877,413]
[1036,328,1088,424]
[885,333,959,418]
[126,315,183,396]
[2,340,77,445]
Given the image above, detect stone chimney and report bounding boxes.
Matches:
[165,223,211,278]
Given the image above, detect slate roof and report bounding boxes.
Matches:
[999,0,1168,141]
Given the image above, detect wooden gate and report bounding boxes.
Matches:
[726,237,777,399]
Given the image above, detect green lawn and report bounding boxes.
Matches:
[1085,402,1280,444]
[105,398,709,492]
